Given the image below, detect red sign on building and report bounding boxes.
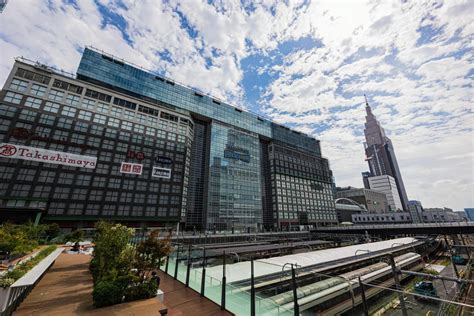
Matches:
[120,162,143,175]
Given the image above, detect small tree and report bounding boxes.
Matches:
[45,223,61,241]
[92,221,135,283]
[135,230,173,280]
[64,229,84,243]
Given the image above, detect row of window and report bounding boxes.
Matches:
[53,78,83,95]
[16,68,51,85]
[4,95,190,142]
[8,74,193,133]
[46,202,180,217]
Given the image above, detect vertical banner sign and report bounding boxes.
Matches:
[0,143,97,169]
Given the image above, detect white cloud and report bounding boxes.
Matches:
[0,0,472,211]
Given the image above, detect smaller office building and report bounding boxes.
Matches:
[422,208,464,223]
[367,175,403,211]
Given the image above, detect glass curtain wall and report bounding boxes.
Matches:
[207,122,262,231]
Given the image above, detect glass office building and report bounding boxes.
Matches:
[0,47,337,229]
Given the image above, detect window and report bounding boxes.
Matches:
[138,104,159,117]
[110,106,122,117]
[30,84,47,97]
[61,106,77,118]
[121,120,133,130]
[57,173,74,186]
[167,132,176,141]
[160,111,178,122]
[145,127,156,136]
[44,101,60,113]
[137,113,147,123]
[52,79,83,94]
[157,130,166,139]
[93,114,107,124]
[10,184,31,197]
[85,205,100,216]
[123,110,135,120]
[4,91,23,104]
[32,185,52,199]
[10,79,28,91]
[0,104,17,117]
[65,94,81,106]
[81,98,95,109]
[78,110,93,121]
[57,117,73,129]
[96,102,109,113]
[15,68,51,84]
[113,97,137,110]
[16,169,37,181]
[52,187,70,199]
[148,116,158,125]
[85,88,111,102]
[38,113,55,125]
[48,89,64,101]
[134,124,145,133]
[72,122,87,134]
[18,109,37,121]
[38,170,56,183]
[25,97,42,109]
[107,117,120,128]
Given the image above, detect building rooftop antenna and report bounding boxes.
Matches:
[364,94,369,106]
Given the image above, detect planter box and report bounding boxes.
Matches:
[0,248,63,314]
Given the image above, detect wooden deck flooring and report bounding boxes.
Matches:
[157,271,232,316]
[14,253,233,316]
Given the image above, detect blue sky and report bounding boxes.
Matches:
[0,0,472,210]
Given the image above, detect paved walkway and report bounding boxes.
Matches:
[14,253,233,316]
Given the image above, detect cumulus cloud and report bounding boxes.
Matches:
[0,0,472,210]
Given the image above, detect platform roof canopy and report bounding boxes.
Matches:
[205,237,418,283]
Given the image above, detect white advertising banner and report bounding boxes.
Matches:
[152,166,172,179]
[0,143,97,169]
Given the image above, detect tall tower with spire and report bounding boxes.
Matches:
[362,96,409,211]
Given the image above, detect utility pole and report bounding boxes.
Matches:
[388,253,408,316]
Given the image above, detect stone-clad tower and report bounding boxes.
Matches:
[363,96,409,210]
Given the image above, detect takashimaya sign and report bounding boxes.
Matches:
[0,143,97,169]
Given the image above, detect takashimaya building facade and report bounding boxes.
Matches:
[0,47,337,230]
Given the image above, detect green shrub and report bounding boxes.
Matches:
[124,281,158,302]
[92,281,124,308]
[0,223,40,257]
[114,274,140,289]
[64,230,84,243]
[0,278,15,288]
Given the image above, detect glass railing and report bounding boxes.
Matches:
[159,244,472,315]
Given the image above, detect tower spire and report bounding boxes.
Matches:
[364,94,372,115]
